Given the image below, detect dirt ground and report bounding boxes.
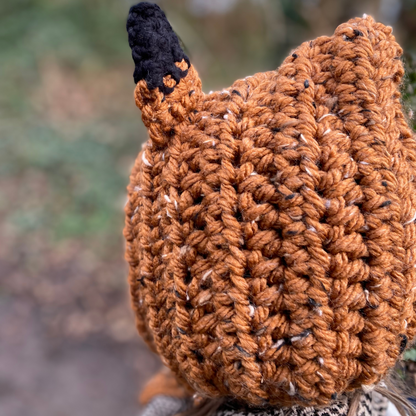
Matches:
[0,241,162,416]
[0,297,161,416]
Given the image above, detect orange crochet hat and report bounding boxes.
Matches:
[124,2,416,407]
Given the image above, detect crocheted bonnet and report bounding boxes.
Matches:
[124,2,416,407]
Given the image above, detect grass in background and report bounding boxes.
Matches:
[0,0,144,341]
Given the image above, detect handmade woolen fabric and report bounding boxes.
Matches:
[124,2,416,408]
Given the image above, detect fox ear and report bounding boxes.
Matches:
[127,2,191,94]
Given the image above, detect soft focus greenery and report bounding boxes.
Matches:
[405,347,416,362]
[1,0,137,242]
[404,53,416,130]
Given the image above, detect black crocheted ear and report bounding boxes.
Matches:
[127,2,190,94]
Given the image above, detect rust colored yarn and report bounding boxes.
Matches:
[139,368,190,405]
[124,15,416,407]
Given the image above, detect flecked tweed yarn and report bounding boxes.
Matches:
[124,3,416,408]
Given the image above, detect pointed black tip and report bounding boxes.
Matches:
[126,2,190,94]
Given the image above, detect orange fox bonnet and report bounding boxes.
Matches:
[124,2,416,407]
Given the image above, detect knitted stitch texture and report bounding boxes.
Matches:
[125,4,416,407]
[127,2,190,93]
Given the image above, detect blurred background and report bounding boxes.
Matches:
[2,0,416,415]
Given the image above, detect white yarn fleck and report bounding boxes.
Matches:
[180,245,189,256]
[288,382,296,396]
[142,151,152,167]
[272,339,285,349]
[404,211,416,225]
[318,113,334,121]
[202,270,212,280]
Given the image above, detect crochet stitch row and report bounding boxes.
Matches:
[125,8,416,407]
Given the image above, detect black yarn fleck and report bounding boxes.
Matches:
[126,2,190,94]
[399,334,408,354]
[177,326,187,335]
[380,200,392,208]
[286,230,298,236]
[236,345,250,356]
[308,297,322,307]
